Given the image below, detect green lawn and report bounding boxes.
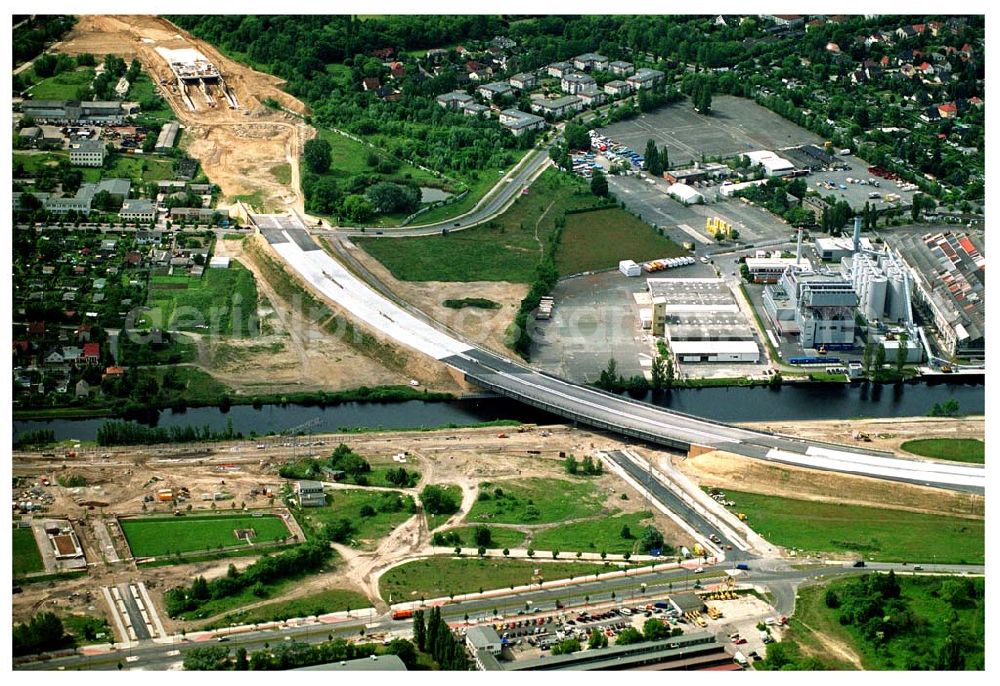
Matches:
[13,151,67,176]
[13,527,45,575]
[120,513,291,558]
[555,207,686,275]
[467,477,606,525]
[176,576,302,622]
[103,154,178,184]
[530,512,655,555]
[27,67,94,100]
[727,490,984,564]
[141,260,258,336]
[127,73,174,121]
[379,557,613,600]
[357,169,602,282]
[900,438,985,464]
[436,526,528,550]
[312,128,441,185]
[204,588,372,629]
[780,575,984,670]
[293,488,416,549]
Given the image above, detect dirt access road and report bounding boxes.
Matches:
[55,15,312,213]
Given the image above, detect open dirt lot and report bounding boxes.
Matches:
[671,447,982,519]
[599,95,825,166]
[205,236,464,394]
[55,15,311,212]
[739,417,985,458]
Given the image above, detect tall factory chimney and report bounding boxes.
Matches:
[853,216,863,253]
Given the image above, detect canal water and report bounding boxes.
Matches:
[13,381,984,443]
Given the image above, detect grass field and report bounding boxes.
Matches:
[357,169,602,282]
[101,155,178,184]
[727,490,983,564]
[13,527,45,575]
[530,512,655,555]
[379,557,613,600]
[294,488,416,549]
[120,513,291,558]
[269,163,292,185]
[467,478,606,525]
[26,67,94,100]
[61,614,113,646]
[204,588,371,629]
[141,261,257,336]
[127,73,174,121]
[783,575,985,670]
[13,152,68,175]
[555,208,685,275]
[899,438,985,464]
[436,526,527,550]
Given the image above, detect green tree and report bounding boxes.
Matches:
[874,343,886,376]
[563,122,590,151]
[640,525,664,553]
[590,169,609,197]
[420,485,460,515]
[615,627,644,645]
[895,334,909,372]
[862,339,874,377]
[551,638,581,655]
[643,618,670,641]
[588,629,608,649]
[564,454,578,475]
[473,525,492,547]
[620,524,633,539]
[650,355,666,390]
[303,138,332,174]
[412,610,426,651]
[342,194,374,222]
[234,647,249,670]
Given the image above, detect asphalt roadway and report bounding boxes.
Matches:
[442,348,985,493]
[18,560,982,671]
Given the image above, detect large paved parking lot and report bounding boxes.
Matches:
[599,95,825,166]
[807,154,919,211]
[607,174,795,253]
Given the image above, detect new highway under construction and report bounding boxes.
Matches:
[250,212,984,495]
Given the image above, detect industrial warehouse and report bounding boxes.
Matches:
[648,278,760,364]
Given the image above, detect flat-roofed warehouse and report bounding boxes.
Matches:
[647,278,760,363]
[155,121,180,151]
[889,231,984,357]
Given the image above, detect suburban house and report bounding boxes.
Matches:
[509,72,537,91]
[547,61,575,78]
[436,91,475,110]
[83,342,101,365]
[578,90,607,107]
[560,73,598,95]
[462,103,491,117]
[530,95,584,119]
[296,480,327,508]
[69,140,105,167]
[573,52,609,72]
[604,79,634,96]
[608,60,635,76]
[498,109,546,136]
[477,81,513,101]
[119,199,156,223]
[626,68,665,90]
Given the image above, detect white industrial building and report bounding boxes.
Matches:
[763,269,857,348]
[742,150,795,176]
[648,278,760,363]
[745,255,812,283]
[667,183,704,205]
[815,235,874,261]
[70,140,106,167]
